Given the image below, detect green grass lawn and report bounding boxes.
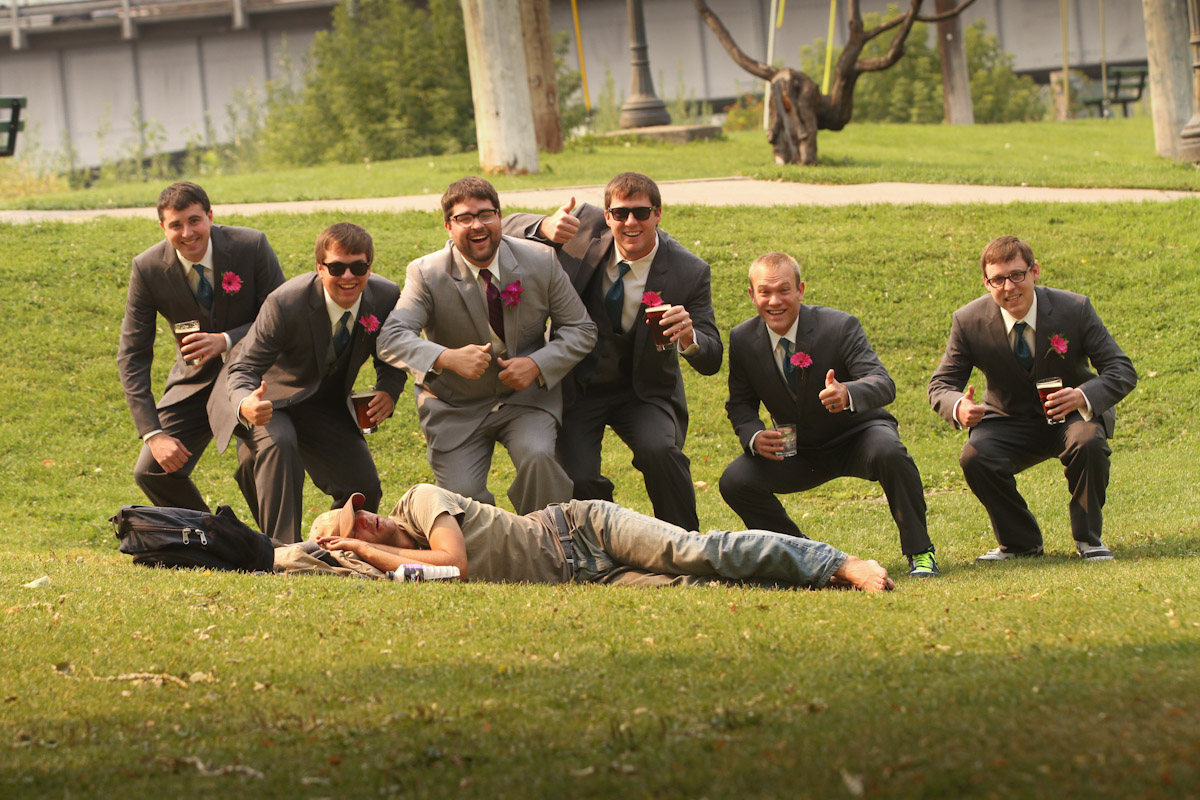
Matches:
[5,116,1198,212]
[1,200,1198,798]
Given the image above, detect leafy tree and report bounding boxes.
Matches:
[966,20,1045,123]
[258,0,474,167]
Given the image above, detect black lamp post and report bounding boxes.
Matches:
[619,0,671,129]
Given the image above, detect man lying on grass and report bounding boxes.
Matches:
[309,485,893,592]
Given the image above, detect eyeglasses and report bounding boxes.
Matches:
[320,260,371,277]
[607,206,656,222]
[449,209,499,226]
[984,268,1030,289]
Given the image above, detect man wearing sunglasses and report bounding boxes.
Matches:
[929,236,1136,563]
[118,181,284,513]
[211,222,406,543]
[377,177,595,515]
[503,172,722,531]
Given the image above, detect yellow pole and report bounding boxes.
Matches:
[570,0,591,110]
[763,0,779,129]
[1060,0,1070,116]
[822,0,836,94]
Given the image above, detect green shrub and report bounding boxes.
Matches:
[722,93,765,132]
[256,0,475,167]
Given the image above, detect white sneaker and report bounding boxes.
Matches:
[975,545,1044,562]
[1075,541,1114,561]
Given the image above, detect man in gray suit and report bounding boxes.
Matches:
[118,181,284,511]
[502,173,722,531]
[929,236,1137,562]
[720,252,939,578]
[212,222,406,544]
[378,177,595,514]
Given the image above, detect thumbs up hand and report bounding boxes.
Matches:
[956,384,985,428]
[239,381,273,426]
[539,196,580,243]
[818,369,850,414]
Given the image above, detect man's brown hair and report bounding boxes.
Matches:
[156,181,210,221]
[441,176,501,223]
[604,172,661,209]
[979,236,1036,275]
[314,222,374,265]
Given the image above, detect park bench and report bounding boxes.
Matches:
[1082,66,1147,118]
[1,96,26,157]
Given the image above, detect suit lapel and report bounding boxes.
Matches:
[306,274,332,371]
[793,306,816,398]
[208,227,230,330]
[161,244,205,321]
[498,240,520,350]
[1031,287,1054,379]
[448,245,492,346]
[751,319,794,403]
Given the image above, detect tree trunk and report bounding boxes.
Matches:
[461,0,539,174]
[518,0,563,153]
[935,0,974,124]
[1142,0,1193,158]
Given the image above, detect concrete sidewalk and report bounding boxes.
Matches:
[2,176,1196,223]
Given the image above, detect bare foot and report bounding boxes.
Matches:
[833,556,894,593]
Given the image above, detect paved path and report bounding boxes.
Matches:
[2,176,1195,223]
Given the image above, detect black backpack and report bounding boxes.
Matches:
[111,504,275,572]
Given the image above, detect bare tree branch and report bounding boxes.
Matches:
[691,0,776,82]
[915,0,978,23]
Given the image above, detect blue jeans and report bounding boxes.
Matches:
[563,500,846,588]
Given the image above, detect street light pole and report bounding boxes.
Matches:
[1179,0,1200,161]
[619,0,671,129]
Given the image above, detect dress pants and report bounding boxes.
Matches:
[556,386,699,531]
[134,387,255,512]
[237,396,381,544]
[426,403,572,515]
[719,420,932,556]
[564,499,846,588]
[960,414,1110,550]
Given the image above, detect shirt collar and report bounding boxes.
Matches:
[323,288,362,329]
[176,238,214,272]
[453,244,500,285]
[999,292,1038,335]
[765,313,800,353]
[609,233,660,278]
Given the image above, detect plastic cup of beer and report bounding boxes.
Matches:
[773,422,798,457]
[645,305,674,351]
[1035,377,1065,425]
[350,392,377,434]
[172,320,202,366]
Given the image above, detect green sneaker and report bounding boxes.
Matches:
[907,550,940,578]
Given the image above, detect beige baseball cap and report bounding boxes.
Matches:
[308,492,367,540]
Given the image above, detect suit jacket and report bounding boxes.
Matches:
[929,286,1136,438]
[376,236,596,452]
[211,272,406,452]
[504,203,722,443]
[726,306,898,452]
[117,224,284,437]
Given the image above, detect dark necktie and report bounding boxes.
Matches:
[479,268,505,341]
[1013,321,1033,371]
[333,311,351,358]
[780,337,798,392]
[604,261,631,333]
[192,263,213,310]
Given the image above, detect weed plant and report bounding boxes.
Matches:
[0,202,1198,798]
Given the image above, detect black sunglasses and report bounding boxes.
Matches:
[607,206,656,222]
[321,260,371,277]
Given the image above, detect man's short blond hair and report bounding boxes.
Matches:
[749,251,803,285]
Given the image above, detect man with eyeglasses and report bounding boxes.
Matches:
[377,177,595,514]
[118,181,284,513]
[721,252,941,578]
[211,222,406,543]
[930,236,1136,562]
[502,172,722,531]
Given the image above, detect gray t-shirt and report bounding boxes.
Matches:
[388,484,569,583]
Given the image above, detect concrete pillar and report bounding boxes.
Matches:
[1143,0,1193,158]
[461,0,539,174]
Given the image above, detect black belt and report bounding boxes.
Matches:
[547,504,575,572]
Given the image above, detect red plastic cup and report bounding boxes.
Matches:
[351,392,377,434]
[172,320,202,366]
[645,305,673,351]
[1035,377,1065,425]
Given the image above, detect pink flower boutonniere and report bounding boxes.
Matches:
[359,314,380,334]
[1046,333,1068,359]
[500,280,524,306]
[642,290,664,307]
[790,351,813,370]
[221,272,242,295]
